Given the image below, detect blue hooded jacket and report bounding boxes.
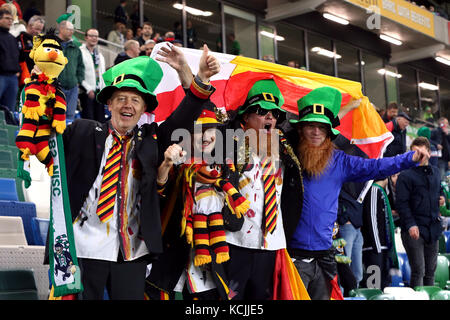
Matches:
[288,149,417,251]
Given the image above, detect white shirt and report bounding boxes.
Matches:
[73,133,149,261]
[80,44,106,93]
[226,154,287,250]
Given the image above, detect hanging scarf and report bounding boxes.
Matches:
[373,183,399,269]
[91,47,101,90]
[47,132,83,297]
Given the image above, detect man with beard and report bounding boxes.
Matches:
[286,86,429,299]
[223,79,304,300]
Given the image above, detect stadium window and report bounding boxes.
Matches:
[224,4,257,58]
[397,64,419,117]
[362,51,387,112]
[275,22,305,69]
[439,78,450,121]
[307,32,334,76]
[186,0,222,51]
[335,41,360,82]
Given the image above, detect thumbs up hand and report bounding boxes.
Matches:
[197,44,221,83]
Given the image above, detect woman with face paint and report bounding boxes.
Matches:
[147,103,249,300]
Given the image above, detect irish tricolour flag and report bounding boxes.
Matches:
[151,42,392,159]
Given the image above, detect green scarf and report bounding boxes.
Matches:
[47,132,83,296]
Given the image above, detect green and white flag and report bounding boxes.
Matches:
[48,132,83,297]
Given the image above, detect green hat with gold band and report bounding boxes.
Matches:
[97,56,163,112]
[290,86,342,138]
[238,79,285,115]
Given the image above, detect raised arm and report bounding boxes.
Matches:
[156,44,221,163]
[154,43,192,88]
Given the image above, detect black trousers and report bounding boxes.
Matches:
[223,244,276,300]
[401,232,439,288]
[78,254,148,300]
[293,258,332,300]
[361,250,391,290]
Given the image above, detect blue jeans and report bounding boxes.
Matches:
[62,86,79,122]
[339,223,364,286]
[0,74,18,111]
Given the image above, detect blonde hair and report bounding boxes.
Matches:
[1,3,17,20]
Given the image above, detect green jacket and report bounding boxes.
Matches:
[58,40,84,90]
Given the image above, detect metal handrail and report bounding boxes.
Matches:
[73,29,124,49]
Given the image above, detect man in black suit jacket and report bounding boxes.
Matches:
[49,45,220,299]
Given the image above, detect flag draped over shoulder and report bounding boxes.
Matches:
[151,42,392,159]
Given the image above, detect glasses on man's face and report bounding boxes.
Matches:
[247,105,283,120]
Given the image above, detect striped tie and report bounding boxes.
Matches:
[261,157,277,236]
[96,134,123,223]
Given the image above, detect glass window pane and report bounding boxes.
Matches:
[385,65,399,106]
[335,42,360,82]
[418,72,438,126]
[307,32,333,76]
[362,52,386,110]
[96,0,129,65]
[224,5,257,58]
[186,0,222,50]
[96,0,116,39]
[397,65,419,117]
[260,25,275,62]
[142,1,182,44]
[70,0,92,31]
[275,22,305,69]
[439,78,450,121]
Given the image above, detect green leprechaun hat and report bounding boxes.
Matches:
[290,86,341,138]
[238,79,285,116]
[97,56,163,112]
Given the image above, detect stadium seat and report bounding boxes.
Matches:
[390,273,405,287]
[368,293,396,300]
[0,269,38,300]
[0,168,25,202]
[0,177,18,201]
[31,217,49,246]
[398,252,411,286]
[0,150,14,169]
[431,290,450,300]
[414,286,442,299]
[445,231,450,253]
[434,254,450,289]
[0,246,48,300]
[384,287,429,300]
[0,216,27,245]
[0,129,8,145]
[349,288,383,299]
[23,156,50,219]
[0,200,37,245]
[0,123,19,146]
